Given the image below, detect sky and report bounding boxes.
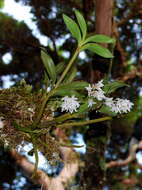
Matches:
[1,0,49,88]
[2,0,48,45]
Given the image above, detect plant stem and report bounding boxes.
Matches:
[107,43,115,80]
[39,140,84,149]
[33,47,80,127]
[54,112,83,122]
[34,92,53,126]
[31,136,39,178]
[60,143,84,148]
[55,48,80,88]
[57,116,112,128]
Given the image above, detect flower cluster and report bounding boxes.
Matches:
[85,80,105,101]
[104,98,134,114]
[61,95,80,113]
[86,80,134,114]
[60,80,134,114]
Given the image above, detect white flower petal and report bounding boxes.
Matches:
[95,80,104,89]
[104,97,134,114]
[85,80,106,100]
[61,95,80,113]
[88,99,96,108]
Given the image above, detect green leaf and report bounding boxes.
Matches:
[81,43,113,58]
[63,14,81,43]
[56,62,66,75]
[54,89,81,97]
[74,10,87,40]
[54,81,88,97]
[58,81,89,90]
[41,50,56,84]
[63,66,77,83]
[78,101,89,113]
[103,81,129,94]
[85,34,115,44]
[43,71,50,86]
[99,105,117,116]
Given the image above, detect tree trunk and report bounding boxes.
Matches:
[95,0,113,36]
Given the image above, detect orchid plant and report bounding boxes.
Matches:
[0,10,134,174]
[40,10,133,118]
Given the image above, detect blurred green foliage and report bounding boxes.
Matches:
[0,0,4,8]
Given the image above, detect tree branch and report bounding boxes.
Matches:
[122,177,138,187]
[106,140,142,169]
[10,149,50,189]
[117,0,142,27]
[10,146,79,190]
[119,65,142,82]
[9,128,79,190]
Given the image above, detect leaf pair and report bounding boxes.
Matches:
[81,34,116,58]
[63,10,87,43]
[63,10,115,58]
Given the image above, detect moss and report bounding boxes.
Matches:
[0,83,61,166]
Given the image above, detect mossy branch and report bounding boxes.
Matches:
[57,116,112,128]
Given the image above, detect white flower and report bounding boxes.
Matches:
[92,89,106,101]
[104,97,134,114]
[86,80,134,114]
[110,102,121,113]
[86,86,105,100]
[0,117,4,129]
[61,95,80,113]
[94,80,104,89]
[114,98,134,113]
[85,84,92,97]
[85,80,104,93]
[88,99,96,108]
[85,80,106,101]
[104,97,114,107]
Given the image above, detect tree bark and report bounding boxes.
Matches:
[10,129,79,190]
[10,146,79,190]
[95,0,113,36]
[88,0,113,83]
